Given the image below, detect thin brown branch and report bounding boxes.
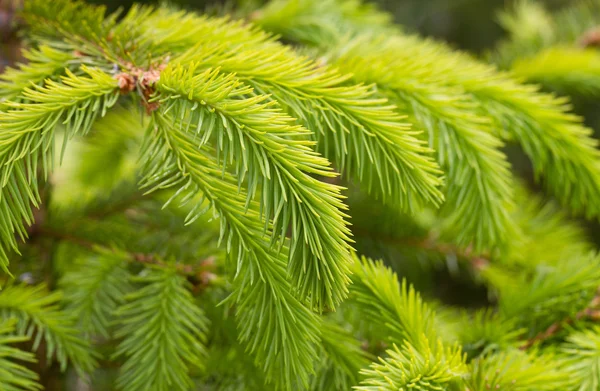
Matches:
[416,235,490,271]
[39,228,94,249]
[352,227,490,271]
[86,191,146,220]
[39,228,214,279]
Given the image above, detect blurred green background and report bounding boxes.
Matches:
[83,0,576,52]
[2,0,580,72]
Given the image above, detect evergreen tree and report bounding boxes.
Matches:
[2,0,600,389]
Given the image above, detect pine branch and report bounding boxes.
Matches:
[445,309,524,361]
[357,337,465,391]
[339,34,600,244]
[511,47,600,97]
[466,350,570,391]
[0,46,75,101]
[137,8,445,212]
[252,0,396,46]
[113,267,208,391]
[59,249,133,338]
[560,325,600,390]
[520,290,600,350]
[155,64,353,310]
[349,255,467,388]
[0,284,97,376]
[350,255,443,348]
[320,35,521,252]
[248,5,516,250]
[20,0,140,68]
[0,319,41,391]
[492,0,600,68]
[139,111,320,389]
[0,66,119,273]
[311,320,369,390]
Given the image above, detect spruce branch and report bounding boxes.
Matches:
[320,35,519,251]
[351,226,491,273]
[48,106,144,215]
[22,0,113,45]
[491,0,556,69]
[0,66,119,273]
[0,319,41,391]
[375,74,515,252]
[253,0,397,45]
[113,267,209,391]
[5,1,600,390]
[511,47,600,97]
[254,0,600,251]
[137,8,445,212]
[349,255,467,388]
[504,184,592,268]
[492,0,600,68]
[21,0,146,68]
[155,64,353,310]
[0,46,76,101]
[357,337,465,391]
[496,252,600,338]
[454,309,524,359]
[370,37,600,245]
[465,350,570,391]
[454,71,600,225]
[311,320,370,390]
[350,255,446,349]
[139,111,321,389]
[59,249,133,338]
[560,324,600,390]
[249,3,517,250]
[0,284,98,376]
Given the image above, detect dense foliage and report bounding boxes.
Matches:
[2,0,600,389]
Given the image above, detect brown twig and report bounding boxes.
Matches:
[39,228,215,281]
[352,228,490,272]
[520,289,600,350]
[86,191,146,220]
[131,252,215,277]
[416,235,490,271]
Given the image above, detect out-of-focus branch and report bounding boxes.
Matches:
[520,289,600,350]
